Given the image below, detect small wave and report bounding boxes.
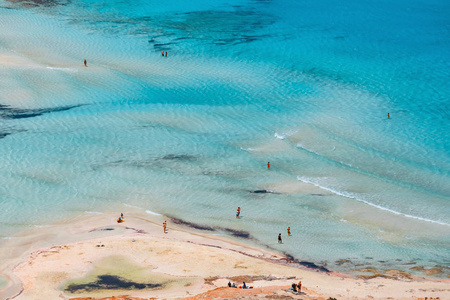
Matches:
[274,132,285,140]
[124,204,143,209]
[146,210,162,216]
[85,211,102,214]
[46,67,78,72]
[296,143,321,156]
[240,147,257,152]
[297,176,450,227]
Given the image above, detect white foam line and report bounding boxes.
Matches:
[146,210,162,216]
[240,147,257,152]
[297,176,450,227]
[46,66,78,72]
[124,204,142,209]
[85,211,102,214]
[274,132,286,140]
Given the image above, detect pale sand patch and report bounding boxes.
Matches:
[0,212,449,300]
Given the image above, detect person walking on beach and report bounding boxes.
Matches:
[267,162,270,168]
[84,59,87,67]
[163,221,167,233]
[287,227,291,236]
[236,207,241,218]
[278,233,282,243]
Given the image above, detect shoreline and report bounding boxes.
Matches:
[1,212,449,299]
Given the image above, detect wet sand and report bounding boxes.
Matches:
[0,212,449,300]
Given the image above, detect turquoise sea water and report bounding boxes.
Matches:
[0,0,449,276]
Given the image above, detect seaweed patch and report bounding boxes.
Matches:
[251,189,273,194]
[64,275,161,293]
[0,104,83,120]
[219,228,252,239]
[169,217,215,231]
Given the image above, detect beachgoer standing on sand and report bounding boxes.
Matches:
[228,281,231,287]
[163,221,167,233]
[236,207,241,218]
[84,59,87,67]
[287,227,291,236]
[267,162,270,168]
[278,233,282,243]
[297,281,302,292]
[243,282,247,289]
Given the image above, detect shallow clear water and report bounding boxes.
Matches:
[0,0,449,276]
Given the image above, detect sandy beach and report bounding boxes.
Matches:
[0,212,448,300]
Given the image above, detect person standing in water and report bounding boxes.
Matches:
[388,113,390,119]
[84,59,87,67]
[267,162,270,168]
[287,227,291,236]
[236,207,241,218]
[278,233,282,243]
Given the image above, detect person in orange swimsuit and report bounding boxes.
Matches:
[287,227,291,235]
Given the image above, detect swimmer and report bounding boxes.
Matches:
[161,50,164,57]
[236,207,241,218]
[278,233,282,243]
[84,59,87,67]
[165,51,167,57]
[388,113,390,119]
[267,162,270,168]
[163,221,167,233]
[287,226,291,236]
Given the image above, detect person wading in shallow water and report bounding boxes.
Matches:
[278,233,282,243]
[287,227,291,236]
[84,59,87,67]
[236,207,241,218]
